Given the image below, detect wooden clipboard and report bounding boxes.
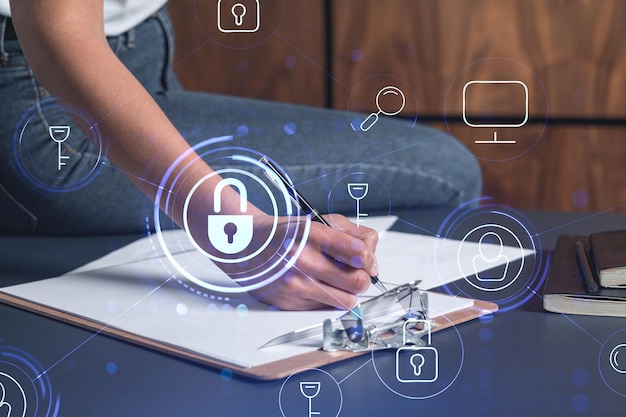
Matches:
[0,290,497,380]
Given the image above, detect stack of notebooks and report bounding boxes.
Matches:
[543,231,626,317]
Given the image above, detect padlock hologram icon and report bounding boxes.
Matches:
[208,178,254,254]
[218,0,260,33]
[396,319,439,383]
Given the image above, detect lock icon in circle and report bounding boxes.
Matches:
[395,319,439,383]
[218,0,260,33]
[208,178,254,254]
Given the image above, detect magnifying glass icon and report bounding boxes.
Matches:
[359,85,406,131]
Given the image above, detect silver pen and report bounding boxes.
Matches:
[259,156,388,293]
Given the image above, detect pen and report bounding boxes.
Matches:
[259,156,388,293]
[575,240,599,294]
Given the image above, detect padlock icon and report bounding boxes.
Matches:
[395,319,439,383]
[218,0,260,33]
[208,178,254,254]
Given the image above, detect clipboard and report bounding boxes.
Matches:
[0,286,497,380]
[0,224,511,381]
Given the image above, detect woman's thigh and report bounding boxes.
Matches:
[157,91,482,214]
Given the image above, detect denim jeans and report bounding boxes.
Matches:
[0,8,481,235]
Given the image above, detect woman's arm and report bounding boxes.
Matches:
[10,0,379,310]
[10,0,209,210]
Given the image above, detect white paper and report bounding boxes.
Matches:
[374,231,533,292]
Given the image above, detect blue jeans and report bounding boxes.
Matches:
[0,8,481,235]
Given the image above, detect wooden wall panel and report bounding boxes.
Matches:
[168,0,327,106]
[426,123,626,214]
[332,0,626,213]
[166,0,626,214]
[331,0,626,118]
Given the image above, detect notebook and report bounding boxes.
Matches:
[589,230,626,288]
[543,235,626,317]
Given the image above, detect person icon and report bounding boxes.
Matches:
[0,381,12,417]
[472,232,509,282]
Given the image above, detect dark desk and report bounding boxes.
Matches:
[1,209,625,416]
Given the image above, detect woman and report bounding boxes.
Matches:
[0,1,481,310]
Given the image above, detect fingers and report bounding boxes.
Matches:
[250,242,367,310]
[316,215,379,277]
[294,238,371,295]
[248,213,381,311]
[273,216,378,309]
[325,213,379,251]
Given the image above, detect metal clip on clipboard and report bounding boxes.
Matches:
[322,280,435,352]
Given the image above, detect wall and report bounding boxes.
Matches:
[169,0,626,213]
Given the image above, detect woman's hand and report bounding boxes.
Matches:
[246,214,379,310]
[181,180,379,311]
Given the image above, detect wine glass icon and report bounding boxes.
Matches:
[348,183,369,226]
[49,125,71,170]
[299,381,321,417]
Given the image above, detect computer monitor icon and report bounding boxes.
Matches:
[462,80,528,144]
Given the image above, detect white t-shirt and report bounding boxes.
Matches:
[0,0,168,36]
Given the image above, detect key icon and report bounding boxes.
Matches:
[348,183,369,226]
[49,126,71,170]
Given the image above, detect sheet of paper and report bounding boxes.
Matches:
[373,231,534,292]
[1,217,532,368]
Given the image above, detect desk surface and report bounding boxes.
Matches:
[1,208,625,417]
